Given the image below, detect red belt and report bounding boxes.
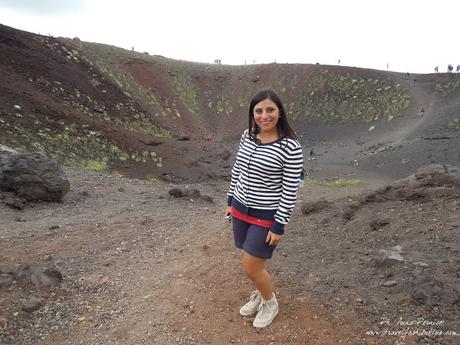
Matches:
[230,207,274,228]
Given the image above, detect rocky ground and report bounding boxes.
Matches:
[0,165,459,345]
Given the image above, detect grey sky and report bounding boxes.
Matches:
[0,0,459,73]
[0,0,87,15]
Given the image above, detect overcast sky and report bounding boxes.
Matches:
[1,0,459,73]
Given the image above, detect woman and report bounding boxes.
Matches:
[225,89,304,328]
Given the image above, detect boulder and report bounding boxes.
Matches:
[301,199,330,215]
[0,151,69,202]
[370,217,390,230]
[363,164,460,203]
[0,273,13,288]
[15,264,63,288]
[168,188,184,198]
[22,296,46,313]
[373,249,404,266]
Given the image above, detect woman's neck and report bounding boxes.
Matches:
[257,129,279,143]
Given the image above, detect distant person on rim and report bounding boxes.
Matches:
[225,90,304,328]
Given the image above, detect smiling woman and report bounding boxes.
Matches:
[224,89,304,328]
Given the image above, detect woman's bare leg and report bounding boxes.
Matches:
[242,251,273,300]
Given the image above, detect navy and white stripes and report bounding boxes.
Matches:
[227,131,304,234]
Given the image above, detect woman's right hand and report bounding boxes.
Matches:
[224,206,231,219]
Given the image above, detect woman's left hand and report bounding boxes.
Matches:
[266,231,282,247]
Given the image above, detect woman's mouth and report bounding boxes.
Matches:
[260,120,272,126]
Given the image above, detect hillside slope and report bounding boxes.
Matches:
[1,23,459,181]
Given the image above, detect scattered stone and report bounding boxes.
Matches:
[93,105,105,113]
[185,189,200,198]
[411,288,432,306]
[383,280,397,287]
[0,273,13,288]
[414,262,429,267]
[391,245,403,252]
[200,195,214,203]
[370,217,390,230]
[79,191,90,198]
[301,199,330,215]
[423,135,451,141]
[160,173,184,183]
[374,249,404,266]
[140,140,163,146]
[22,296,45,313]
[342,201,361,221]
[177,136,190,141]
[168,188,184,198]
[14,105,21,110]
[220,150,231,161]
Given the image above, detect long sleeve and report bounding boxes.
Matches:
[271,142,304,234]
[227,157,240,206]
[227,130,247,206]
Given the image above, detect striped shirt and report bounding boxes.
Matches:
[227,131,304,234]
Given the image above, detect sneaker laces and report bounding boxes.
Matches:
[249,290,259,302]
[257,300,267,313]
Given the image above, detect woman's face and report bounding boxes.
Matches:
[253,98,280,134]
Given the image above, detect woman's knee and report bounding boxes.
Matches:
[243,264,262,278]
[243,254,266,278]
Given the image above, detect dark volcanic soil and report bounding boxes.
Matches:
[0,167,459,345]
[1,24,459,184]
[1,23,459,345]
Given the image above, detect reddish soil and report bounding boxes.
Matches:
[0,23,459,345]
[1,167,459,344]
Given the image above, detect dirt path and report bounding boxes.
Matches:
[0,168,388,345]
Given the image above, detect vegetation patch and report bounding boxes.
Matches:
[327,178,363,187]
[446,116,460,130]
[288,73,410,122]
[304,178,322,186]
[435,80,460,97]
[304,178,362,187]
[0,119,163,173]
[209,95,233,115]
[169,73,199,113]
[82,43,175,125]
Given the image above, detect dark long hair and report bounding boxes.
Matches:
[248,90,298,141]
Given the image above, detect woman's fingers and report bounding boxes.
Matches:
[266,231,282,246]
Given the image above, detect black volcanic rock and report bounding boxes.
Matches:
[0,151,70,202]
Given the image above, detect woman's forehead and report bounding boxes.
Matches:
[254,98,277,108]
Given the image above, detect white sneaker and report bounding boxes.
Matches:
[239,290,262,316]
[253,293,278,328]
